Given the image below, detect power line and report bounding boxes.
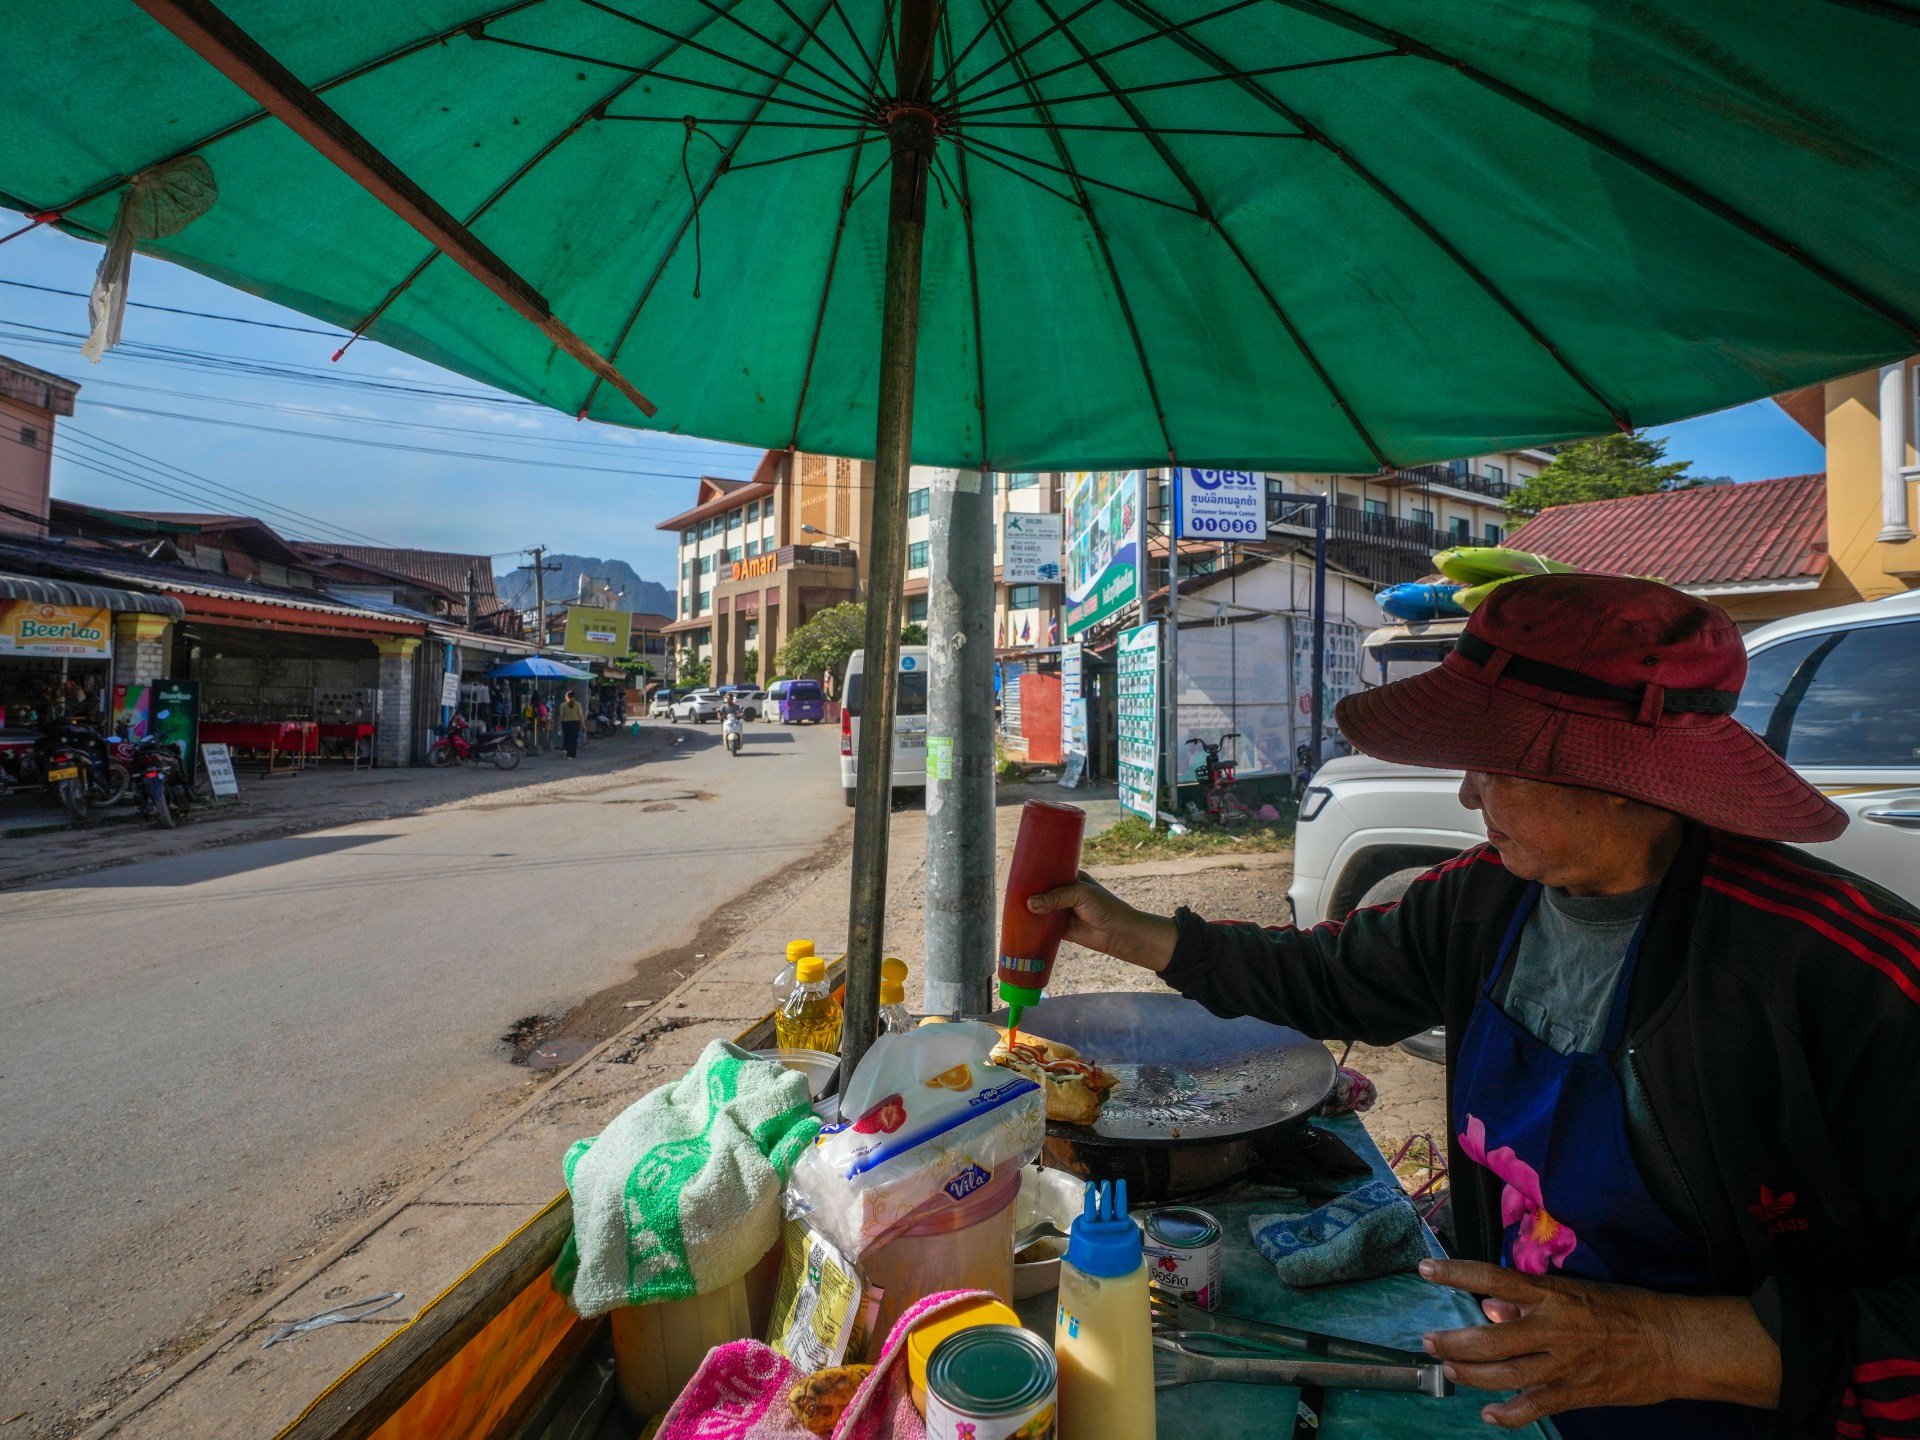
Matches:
[0,276,348,336]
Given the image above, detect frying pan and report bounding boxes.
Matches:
[995,992,1337,1202]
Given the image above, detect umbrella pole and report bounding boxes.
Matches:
[841,0,939,1081]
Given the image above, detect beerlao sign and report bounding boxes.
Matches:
[731,553,778,582]
[0,601,112,658]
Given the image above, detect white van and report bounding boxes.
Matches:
[839,646,929,808]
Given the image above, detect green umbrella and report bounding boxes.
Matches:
[4,1,1920,1067]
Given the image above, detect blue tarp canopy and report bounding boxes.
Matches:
[486,657,594,680]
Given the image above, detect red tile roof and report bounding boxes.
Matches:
[1505,475,1828,589]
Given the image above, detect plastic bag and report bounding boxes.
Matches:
[786,1022,1042,1259]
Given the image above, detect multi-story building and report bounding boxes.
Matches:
[0,354,79,539]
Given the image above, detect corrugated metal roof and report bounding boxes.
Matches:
[0,569,182,617]
[1505,475,1828,588]
[306,545,498,600]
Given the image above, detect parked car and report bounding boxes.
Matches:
[1288,591,1920,1055]
[647,689,683,718]
[768,677,826,724]
[672,689,725,723]
[840,647,929,808]
[719,687,768,720]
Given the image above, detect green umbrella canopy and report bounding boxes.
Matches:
[3,1,1919,470]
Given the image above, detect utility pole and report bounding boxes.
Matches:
[465,565,476,629]
[522,545,561,650]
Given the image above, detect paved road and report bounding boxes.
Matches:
[0,720,846,1433]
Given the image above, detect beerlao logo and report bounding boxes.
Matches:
[14,605,106,645]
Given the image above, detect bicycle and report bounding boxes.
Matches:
[1185,732,1254,827]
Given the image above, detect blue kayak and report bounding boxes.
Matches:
[1377,582,1468,623]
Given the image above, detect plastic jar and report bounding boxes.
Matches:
[858,1166,1019,1359]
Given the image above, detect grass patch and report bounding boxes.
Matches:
[1083,814,1294,863]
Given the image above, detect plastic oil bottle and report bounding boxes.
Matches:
[775,952,841,1052]
[1055,1180,1154,1440]
[772,938,815,1010]
[878,957,914,1035]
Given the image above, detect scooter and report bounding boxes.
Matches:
[589,710,617,738]
[722,711,744,758]
[428,713,524,770]
[35,716,129,823]
[130,732,193,829]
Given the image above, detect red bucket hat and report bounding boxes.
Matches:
[1334,574,1846,843]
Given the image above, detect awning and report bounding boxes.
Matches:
[0,570,183,619]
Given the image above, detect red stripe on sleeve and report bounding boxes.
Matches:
[1701,876,1920,1007]
[1709,853,1920,984]
[1854,1360,1920,1384]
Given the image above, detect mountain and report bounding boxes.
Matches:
[496,556,673,616]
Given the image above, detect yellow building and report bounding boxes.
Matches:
[1779,361,1920,601]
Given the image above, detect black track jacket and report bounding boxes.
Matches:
[1159,827,1920,1439]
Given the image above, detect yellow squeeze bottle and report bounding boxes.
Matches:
[774,954,841,1052]
[1054,1180,1155,1440]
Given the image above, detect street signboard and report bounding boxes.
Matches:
[200,743,240,797]
[152,678,200,765]
[1063,469,1143,637]
[439,669,461,709]
[1117,621,1160,819]
[1176,468,1267,542]
[0,600,111,657]
[561,605,632,656]
[1060,642,1085,761]
[1001,511,1063,585]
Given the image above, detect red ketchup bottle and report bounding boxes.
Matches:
[998,800,1087,1039]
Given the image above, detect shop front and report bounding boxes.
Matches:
[0,571,182,732]
[711,544,860,688]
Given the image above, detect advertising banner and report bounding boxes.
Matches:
[0,600,112,658]
[1060,642,1085,760]
[152,678,200,765]
[201,743,241,797]
[561,605,632,657]
[1117,622,1160,819]
[1001,511,1064,586]
[111,682,153,741]
[1176,468,1267,542]
[1063,470,1142,637]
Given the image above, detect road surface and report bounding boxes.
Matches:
[0,720,845,1434]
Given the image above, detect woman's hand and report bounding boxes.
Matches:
[1026,872,1179,973]
[1419,1259,1780,1427]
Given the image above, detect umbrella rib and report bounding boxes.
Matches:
[935,138,1083,209]
[962,121,1308,137]
[941,0,1112,109]
[1824,0,1920,26]
[724,133,880,172]
[1266,0,1920,347]
[578,0,850,417]
[786,0,897,449]
[826,0,878,76]
[679,0,874,110]
[937,0,1023,102]
[941,0,991,464]
[944,132,1200,216]
[945,0,1257,108]
[578,0,869,124]
[1029,0,1392,468]
[1114,0,1632,433]
[24,0,553,225]
[766,0,876,95]
[337,0,763,361]
[955,48,1397,119]
[979,4,1178,462]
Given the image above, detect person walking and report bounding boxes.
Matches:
[559,691,584,759]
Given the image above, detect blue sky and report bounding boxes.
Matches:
[1,209,1825,587]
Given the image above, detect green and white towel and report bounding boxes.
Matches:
[554,1040,821,1316]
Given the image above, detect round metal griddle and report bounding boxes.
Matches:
[996,992,1337,1200]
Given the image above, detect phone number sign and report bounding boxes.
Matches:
[1175,469,1267,542]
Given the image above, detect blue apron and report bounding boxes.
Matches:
[1451,884,1752,1439]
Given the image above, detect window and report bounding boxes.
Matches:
[746,500,759,522]
[699,554,714,574]
[681,559,691,579]
[1006,472,1039,491]
[682,529,695,548]
[1486,463,1505,484]
[745,540,759,557]
[697,589,711,612]
[908,488,930,518]
[907,595,929,624]
[844,669,928,718]
[1411,508,1435,528]
[1446,459,1471,478]
[1736,621,1920,766]
[908,540,929,571]
[1363,499,1388,517]
[18,425,36,448]
[1449,517,1471,542]
[728,507,742,529]
[1008,584,1040,610]
[1485,522,1504,544]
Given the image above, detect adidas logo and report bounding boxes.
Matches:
[1748,1185,1809,1237]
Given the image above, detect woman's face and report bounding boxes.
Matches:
[1457,771,1662,892]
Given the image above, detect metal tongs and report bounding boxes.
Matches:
[1148,1285,1451,1398]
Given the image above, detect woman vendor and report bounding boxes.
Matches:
[1031,575,1920,1439]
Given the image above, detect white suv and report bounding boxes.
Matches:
[671,689,723,723]
[1290,590,1920,931]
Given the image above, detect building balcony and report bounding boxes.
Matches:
[1365,463,1514,502]
[1325,508,1448,586]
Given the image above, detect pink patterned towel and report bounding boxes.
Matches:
[653,1289,998,1440]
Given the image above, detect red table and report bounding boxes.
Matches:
[200,720,318,774]
[317,721,376,769]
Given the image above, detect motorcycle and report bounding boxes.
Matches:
[428,713,524,770]
[35,716,129,823]
[130,732,194,829]
[589,710,617,738]
[722,710,744,758]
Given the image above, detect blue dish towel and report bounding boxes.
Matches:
[1249,1179,1428,1288]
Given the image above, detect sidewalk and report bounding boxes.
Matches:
[1,725,682,893]
[90,782,1442,1439]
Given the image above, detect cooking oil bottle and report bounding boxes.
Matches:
[772,938,815,1010]
[878,957,913,1035]
[775,953,841,1052]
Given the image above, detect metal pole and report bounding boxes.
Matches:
[924,466,996,1017]
[842,0,938,1079]
[1311,497,1327,778]
[1163,467,1179,828]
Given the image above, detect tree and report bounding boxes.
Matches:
[741,647,759,681]
[677,650,711,687]
[1505,432,1694,518]
[776,603,927,684]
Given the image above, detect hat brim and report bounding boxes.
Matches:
[1334,664,1848,844]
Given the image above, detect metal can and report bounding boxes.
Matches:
[924,1324,1057,1440]
[1143,1206,1223,1311]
